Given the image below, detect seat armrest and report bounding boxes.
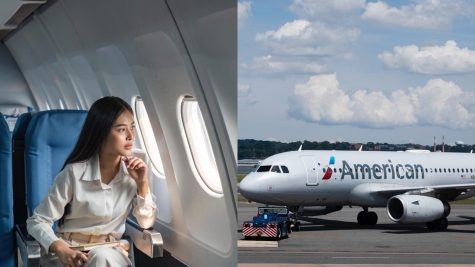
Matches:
[125,218,163,258]
[15,224,41,267]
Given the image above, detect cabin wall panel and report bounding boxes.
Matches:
[0,42,35,108]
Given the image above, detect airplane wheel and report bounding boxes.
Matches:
[275,227,282,241]
[295,222,301,232]
[366,212,378,226]
[426,221,436,230]
[435,217,448,231]
[357,211,367,225]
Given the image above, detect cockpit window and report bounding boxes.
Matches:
[257,165,272,172]
[281,166,289,173]
[271,165,281,173]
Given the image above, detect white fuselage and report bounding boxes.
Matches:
[239,150,475,207]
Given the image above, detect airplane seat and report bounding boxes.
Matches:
[15,110,87,267]
[12,112,34,226]
[0,113,14,267]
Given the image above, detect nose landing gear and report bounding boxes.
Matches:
[357,207,378,226]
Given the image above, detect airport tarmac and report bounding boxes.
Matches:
[237,203,475,266]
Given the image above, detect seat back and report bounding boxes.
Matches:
[0,112,14,267]
[24,110,87,215]
[12,112,33,225]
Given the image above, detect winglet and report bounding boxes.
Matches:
[471,150,473,154]
[359,145,363,152]
[298,144,302,151]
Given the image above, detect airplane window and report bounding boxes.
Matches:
[435,169,437,173]
[388,168,391,173]
[271,165,281,173]
[425,168,428,172]
[134,97,165,176]
[281,166,290,173]
[461,168,464,173]
[444,168,446,173]
[457,168,460,172]
[334,168,337,173]
[323,168,325,173]
[350,168,353,172]
[471,169,473,173]
[181,97,222,194]
[453,168,455,172]
[466,168,468,172]
[257,165,272,172]
[339,168,342,173]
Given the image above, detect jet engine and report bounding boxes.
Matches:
[387,195,450,223]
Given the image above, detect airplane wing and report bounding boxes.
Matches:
[375,183,475,199]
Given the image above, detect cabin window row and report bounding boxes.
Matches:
[324,167,474,174]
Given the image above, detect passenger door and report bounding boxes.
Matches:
[301,156,318,186]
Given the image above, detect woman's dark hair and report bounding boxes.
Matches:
[61,96,133,170]
[59,96,133,226]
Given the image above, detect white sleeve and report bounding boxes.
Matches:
[26,165,73,253]
[132,159,157,228]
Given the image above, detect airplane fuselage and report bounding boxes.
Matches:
[239,150,475,207]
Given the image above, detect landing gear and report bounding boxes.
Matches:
[426,217,448,231]
[357,207,378,226]
[289,206,301,232]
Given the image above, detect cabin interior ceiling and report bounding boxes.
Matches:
[1,0,237,266]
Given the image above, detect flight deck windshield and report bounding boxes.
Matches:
[257,165,271,172]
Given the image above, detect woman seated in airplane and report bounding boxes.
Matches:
[27,96,157,267]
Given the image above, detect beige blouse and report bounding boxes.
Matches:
[26,153,157,253]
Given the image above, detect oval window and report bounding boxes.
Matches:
[133,96,165,176]
[181,96,222,194]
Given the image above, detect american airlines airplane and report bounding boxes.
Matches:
[0,0,236,266]
[239,148,475,231]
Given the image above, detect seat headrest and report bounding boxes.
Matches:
[12,112,33,141]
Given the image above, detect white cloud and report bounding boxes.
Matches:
[238,83,258,107]
[288,74,475,129]
[246,55,327,75]
[362,0,465,29]
[238,1,252,30]
[256,20,360,56]
[378,40,475,74]
[238,83,251,97]
[288,0,366,20]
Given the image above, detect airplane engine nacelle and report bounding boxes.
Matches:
[387,195,451,223]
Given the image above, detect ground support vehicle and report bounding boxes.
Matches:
[242,207,290,240]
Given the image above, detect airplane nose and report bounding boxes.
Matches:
[238,174,259,201]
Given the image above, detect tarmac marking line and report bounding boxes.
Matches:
[332,257,390,259]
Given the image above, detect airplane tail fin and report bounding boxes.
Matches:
[298,144,302,151]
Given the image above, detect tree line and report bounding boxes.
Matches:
[238,139,475,160]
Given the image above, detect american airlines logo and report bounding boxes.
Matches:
[322,157,425,180]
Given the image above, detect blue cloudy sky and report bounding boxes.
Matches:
[238,0,475,146]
